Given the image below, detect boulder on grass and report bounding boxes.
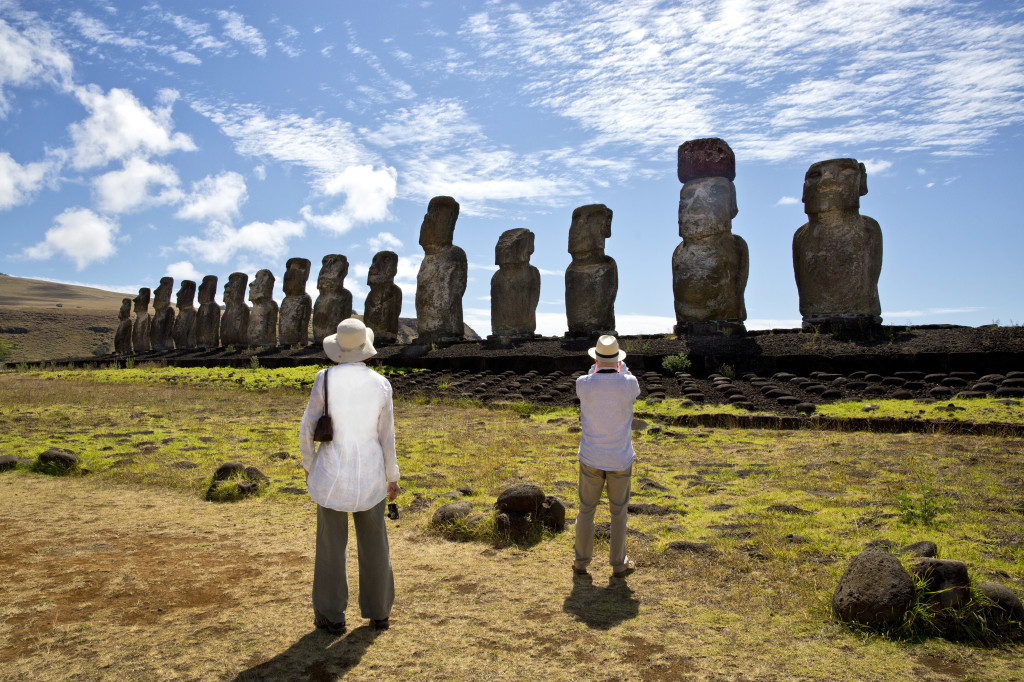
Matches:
[495,482,545,514]
[213,461,245,480]
[431,500,472,526]
[37,449,81,473]
[978,582,1024,623]
[495,510,531,537]
[537,496,566,532]
[900,540,938,558]
[832,547,914,627]
[0,454,18,472]
[910,558,971,611]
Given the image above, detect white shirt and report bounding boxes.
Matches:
[575,361,640,471]
[299,363,399,512]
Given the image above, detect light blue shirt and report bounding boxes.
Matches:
[575,361,640,471]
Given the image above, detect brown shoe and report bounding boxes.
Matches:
[573,565,589,576]
[314,616,346,636]
[370,617,390,630]
[613,558,636,578]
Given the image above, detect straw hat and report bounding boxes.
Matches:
[588,334,626,362]
[323,318,377,363]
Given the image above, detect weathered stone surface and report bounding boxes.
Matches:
[910,558,971,611]
[278,257,312,346]
[312,255,353,343]
[38,448,81,471]
[363,251,402,343]
[978,582,1024,622]
[415,196,467,343]
[538,496,566,532]
[114,297,133,354]
[150,277,176,351]
[677,137,736,183]
[0,454,17,471]
[172,280,197,349]
[832,547,914,627]
[901,540,938,558]
[243,465,269,482]
[213,461,246,481]
[431,500,472,526]
[131,288,152,352]
[247,269,278,346]
[220,273,250,347]
[195,275,221,348]
[495,482,545,514]
[490,228,540,338]
[565,204,617,337]
[793,158,882,330]
[495,510,531,536]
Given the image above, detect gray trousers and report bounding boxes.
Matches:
[574,462,632,571]
[313,499,394,623]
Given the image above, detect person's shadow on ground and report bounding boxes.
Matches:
[230,625,383,681]
[562,573,640,629]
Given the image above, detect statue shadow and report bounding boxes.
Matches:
[562,573,640,630]
[230,625,382,681]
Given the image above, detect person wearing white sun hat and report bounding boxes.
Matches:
[573,334,640,578]
[300,317,400,634]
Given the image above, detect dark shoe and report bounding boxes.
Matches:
[370,617,390,630]
[573,566,589,576]
[613,558,636,578]
[314,617,346,636]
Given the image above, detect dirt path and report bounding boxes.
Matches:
[0,474,1016,681]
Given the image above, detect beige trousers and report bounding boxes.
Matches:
[312,499,394,623]
[573,462,632,571]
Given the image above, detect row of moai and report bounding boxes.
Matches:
[113,136,883,353]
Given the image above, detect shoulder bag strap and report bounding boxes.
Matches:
[322,367,329,416]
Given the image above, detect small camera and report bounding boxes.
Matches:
[387,502,399,520]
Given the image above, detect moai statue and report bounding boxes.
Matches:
[172,280,198,349]
[247,268,278,346]
[149,277,176,351]
[195,275,221,348]
[114,298,133,354]
[312,255,353,343]
[672,138,748,336]
[565,204,617,337]
[793,158,882,332]
[220,272,250,347]
[363,250,402,344]
[131,288,152,352]
[415,196,467,343]
[278,257,312,346]
[490,228,540,339]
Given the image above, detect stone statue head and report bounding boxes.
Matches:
[224,272,248,306]
[317,255,348,293]
[153,277,173,309]
[569,204,613,254]
[249,269,274,303]
[133,288,150,314]
[119,298,132,320]
[419,196,460,252]
[284,258,311,295]
[198,275,218,304]
[495,228,534,266]
[678,176,738,238]
[368,250,399,285]
[802,158,867,215]
[176,280,196,308]
[678,137,736,183]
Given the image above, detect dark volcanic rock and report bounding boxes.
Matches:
[538,496,566,532]
[978,582,1024,622]
[833,548,914,627]
[213,461,246,480]
[910,558,971,610]
[0,454,18,471]
[37,448,81,472]
[495,482,545,514]
[431,500,472,526]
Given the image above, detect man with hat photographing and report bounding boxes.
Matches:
[573,334,641,578]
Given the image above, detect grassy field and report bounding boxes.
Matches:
[1,368,1023,681]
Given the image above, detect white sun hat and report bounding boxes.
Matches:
[323,318,377,363]
[588,334,626,362]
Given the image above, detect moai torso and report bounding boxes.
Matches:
[793,158,882,325]
[114,298,133,354]
[220,272,250,347]
[195,275,221,348]
[172,280,197,349]
[131,288,151,352]
[415,196,467,342]
[490,228,540,338]
[565,204,617,337]
[364,251,402,343]
[150,277,176,351]
[672,139,748,333]
[279,258,312,346]
[247,269,278,346]
[312,255,352,343]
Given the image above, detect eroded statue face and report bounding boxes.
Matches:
[419,196,459,251]
[678,176,737,237]
[249,269,274,302]
[284,259,310,295]
[318,255,348,292]
[224,273,247,304]
[368,251,398,284]
[154,277,173,307]
[495,228,534,266]
[119,298,132,319]
[569,205,612,254]
[198,276,217,304]
[176,281,196,308]
[802,159,867,214]
[133,288,150,313]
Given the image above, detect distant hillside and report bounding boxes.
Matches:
[0,274,480,362]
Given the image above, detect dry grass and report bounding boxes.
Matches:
[1,373,1023,681]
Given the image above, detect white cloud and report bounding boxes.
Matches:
[775,196,800,206]
[253,164,266,181]
[218,11,266,57]
[176,171,247,223]
[301,165,397,234]
[69,86,196,169]
[23,208,119,270]
[165,260,203,281]
[0,152,53,209]
[882,307,984,318]
[746,318,803,330]
[0,13,73,115]
[916,167,927,175]
[368,232,403,252]
[177,219,305,264]
[614,314,676,335]
[862,158,893,175]
[93,156,182,214]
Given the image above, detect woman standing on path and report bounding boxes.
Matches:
[299,318,401,635]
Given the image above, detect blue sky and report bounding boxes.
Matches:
[2,0,1023,336]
